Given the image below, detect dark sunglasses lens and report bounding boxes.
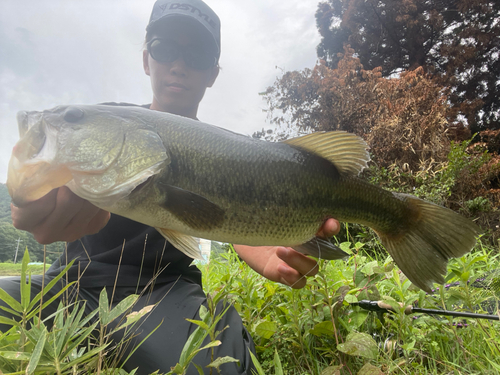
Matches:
[184,50,216,70]
[148,39,216,70]
[149,40,179,63]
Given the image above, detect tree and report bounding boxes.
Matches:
[315,0,500,131]
[261,46,455,170]
[261,48,383,137]
[0,183,12,221]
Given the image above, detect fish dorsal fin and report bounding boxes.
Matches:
[156,228,204,260]
[283,131,370,175]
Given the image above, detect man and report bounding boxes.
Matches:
[7,0,339,373]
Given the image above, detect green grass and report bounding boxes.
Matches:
[0,262,47,276]
[202,239,500,375]
[0,239,498,374]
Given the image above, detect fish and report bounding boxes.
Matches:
[7,104,481,292]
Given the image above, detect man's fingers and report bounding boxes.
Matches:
[29,187,109,244]
[85,210,111,235]
[11,189,58,231]
[316,218,340,238]
[277,264,307,289]
[64,202,110,241]
[33,187,84,243]
[276,247,319,277]
[275,217,340,289]
[67,198,107,232]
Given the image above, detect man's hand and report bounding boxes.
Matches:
[233,218,340,289]
[11,186,110,244]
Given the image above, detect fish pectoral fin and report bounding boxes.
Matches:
[292,237,348,260]
[156,228,204,260]
[162,185,225,231]
[283,131,370,176]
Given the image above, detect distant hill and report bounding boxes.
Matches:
[0,183,63,263]
[0,183,12,222]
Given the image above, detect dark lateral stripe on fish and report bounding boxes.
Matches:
[162,185,225,231]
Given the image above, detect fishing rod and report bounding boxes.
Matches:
[352,300,499,321]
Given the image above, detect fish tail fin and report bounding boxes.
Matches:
[376,193,481,293]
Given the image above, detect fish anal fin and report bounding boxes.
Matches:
[156,228,203,260]
[162,185,225,231]
[283,131,370,175]
[292,237,348,260]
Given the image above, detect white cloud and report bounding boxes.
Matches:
[0,0,321,183]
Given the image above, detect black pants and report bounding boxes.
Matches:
[0,275,255,374]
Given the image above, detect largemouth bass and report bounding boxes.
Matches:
[7,105,480,292]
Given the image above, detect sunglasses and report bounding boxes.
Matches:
[147,38,217,70]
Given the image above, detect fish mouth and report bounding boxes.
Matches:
[8,105,170,209]
[16,110,45,137]
[16,111,29,138]
[7,157,73,206]
[7,114,73,206]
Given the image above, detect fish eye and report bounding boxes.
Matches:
[64,107,85,123]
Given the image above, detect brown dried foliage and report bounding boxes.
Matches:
[366,67,452,171]
[264,46,456,172]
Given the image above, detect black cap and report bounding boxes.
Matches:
[147,0,221,60]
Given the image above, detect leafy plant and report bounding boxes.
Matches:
[205,239,500,375]
[167,295,238,375]
[0,248,155,374]
[1,235,499,375]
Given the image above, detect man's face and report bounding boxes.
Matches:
[143,20,219,118]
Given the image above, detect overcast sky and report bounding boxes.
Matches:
[0,0,323,183]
